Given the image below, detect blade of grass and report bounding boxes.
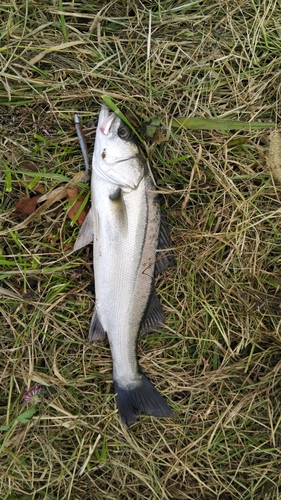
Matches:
[171,116,275,131]
[58,0,67,41]
[102,95,145,144]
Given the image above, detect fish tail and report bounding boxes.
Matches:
[114,374,172,427]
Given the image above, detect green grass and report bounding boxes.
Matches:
[1,0,281,499]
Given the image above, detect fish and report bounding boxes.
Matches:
[74,105,175,426]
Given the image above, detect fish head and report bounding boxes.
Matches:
[93,105,145,189]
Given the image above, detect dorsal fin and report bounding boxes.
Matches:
[154,210,176,276]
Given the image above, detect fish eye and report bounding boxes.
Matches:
[118,125,131,141]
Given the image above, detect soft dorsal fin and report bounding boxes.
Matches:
[73,208,93,251]
[141,286,165,333]
[154,210,176,276]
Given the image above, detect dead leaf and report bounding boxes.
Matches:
[0,172,88,236]
[66,186,90,226]
[33,183,45,194]
[125,110,140,129]
[153,127,167,145]
[11,194,41,217]
[38,172,86,203]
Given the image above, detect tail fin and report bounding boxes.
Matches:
[114,374,172,427]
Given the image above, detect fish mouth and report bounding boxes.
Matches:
[99,105,116,135]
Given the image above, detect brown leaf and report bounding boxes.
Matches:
[153,127,168,145]
[38,172,86,203]
[33,183,45,194]
[12,194,41,217]
[66,186,89,226]
[125,110,140,129]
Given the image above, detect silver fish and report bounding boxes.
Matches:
[74,105,174,426]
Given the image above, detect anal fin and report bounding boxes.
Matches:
[89,308,106,341]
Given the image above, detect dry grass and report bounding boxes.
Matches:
[1,0,281,499]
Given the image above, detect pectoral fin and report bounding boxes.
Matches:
[73,208,93,251]
[109,187,122,201]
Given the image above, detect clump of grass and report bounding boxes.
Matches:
[1,0,281,499]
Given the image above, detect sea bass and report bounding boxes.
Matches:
[74,105,174,426]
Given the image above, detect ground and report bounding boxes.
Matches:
[0,1,281,499]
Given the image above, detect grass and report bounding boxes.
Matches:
[1,0,281,499]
